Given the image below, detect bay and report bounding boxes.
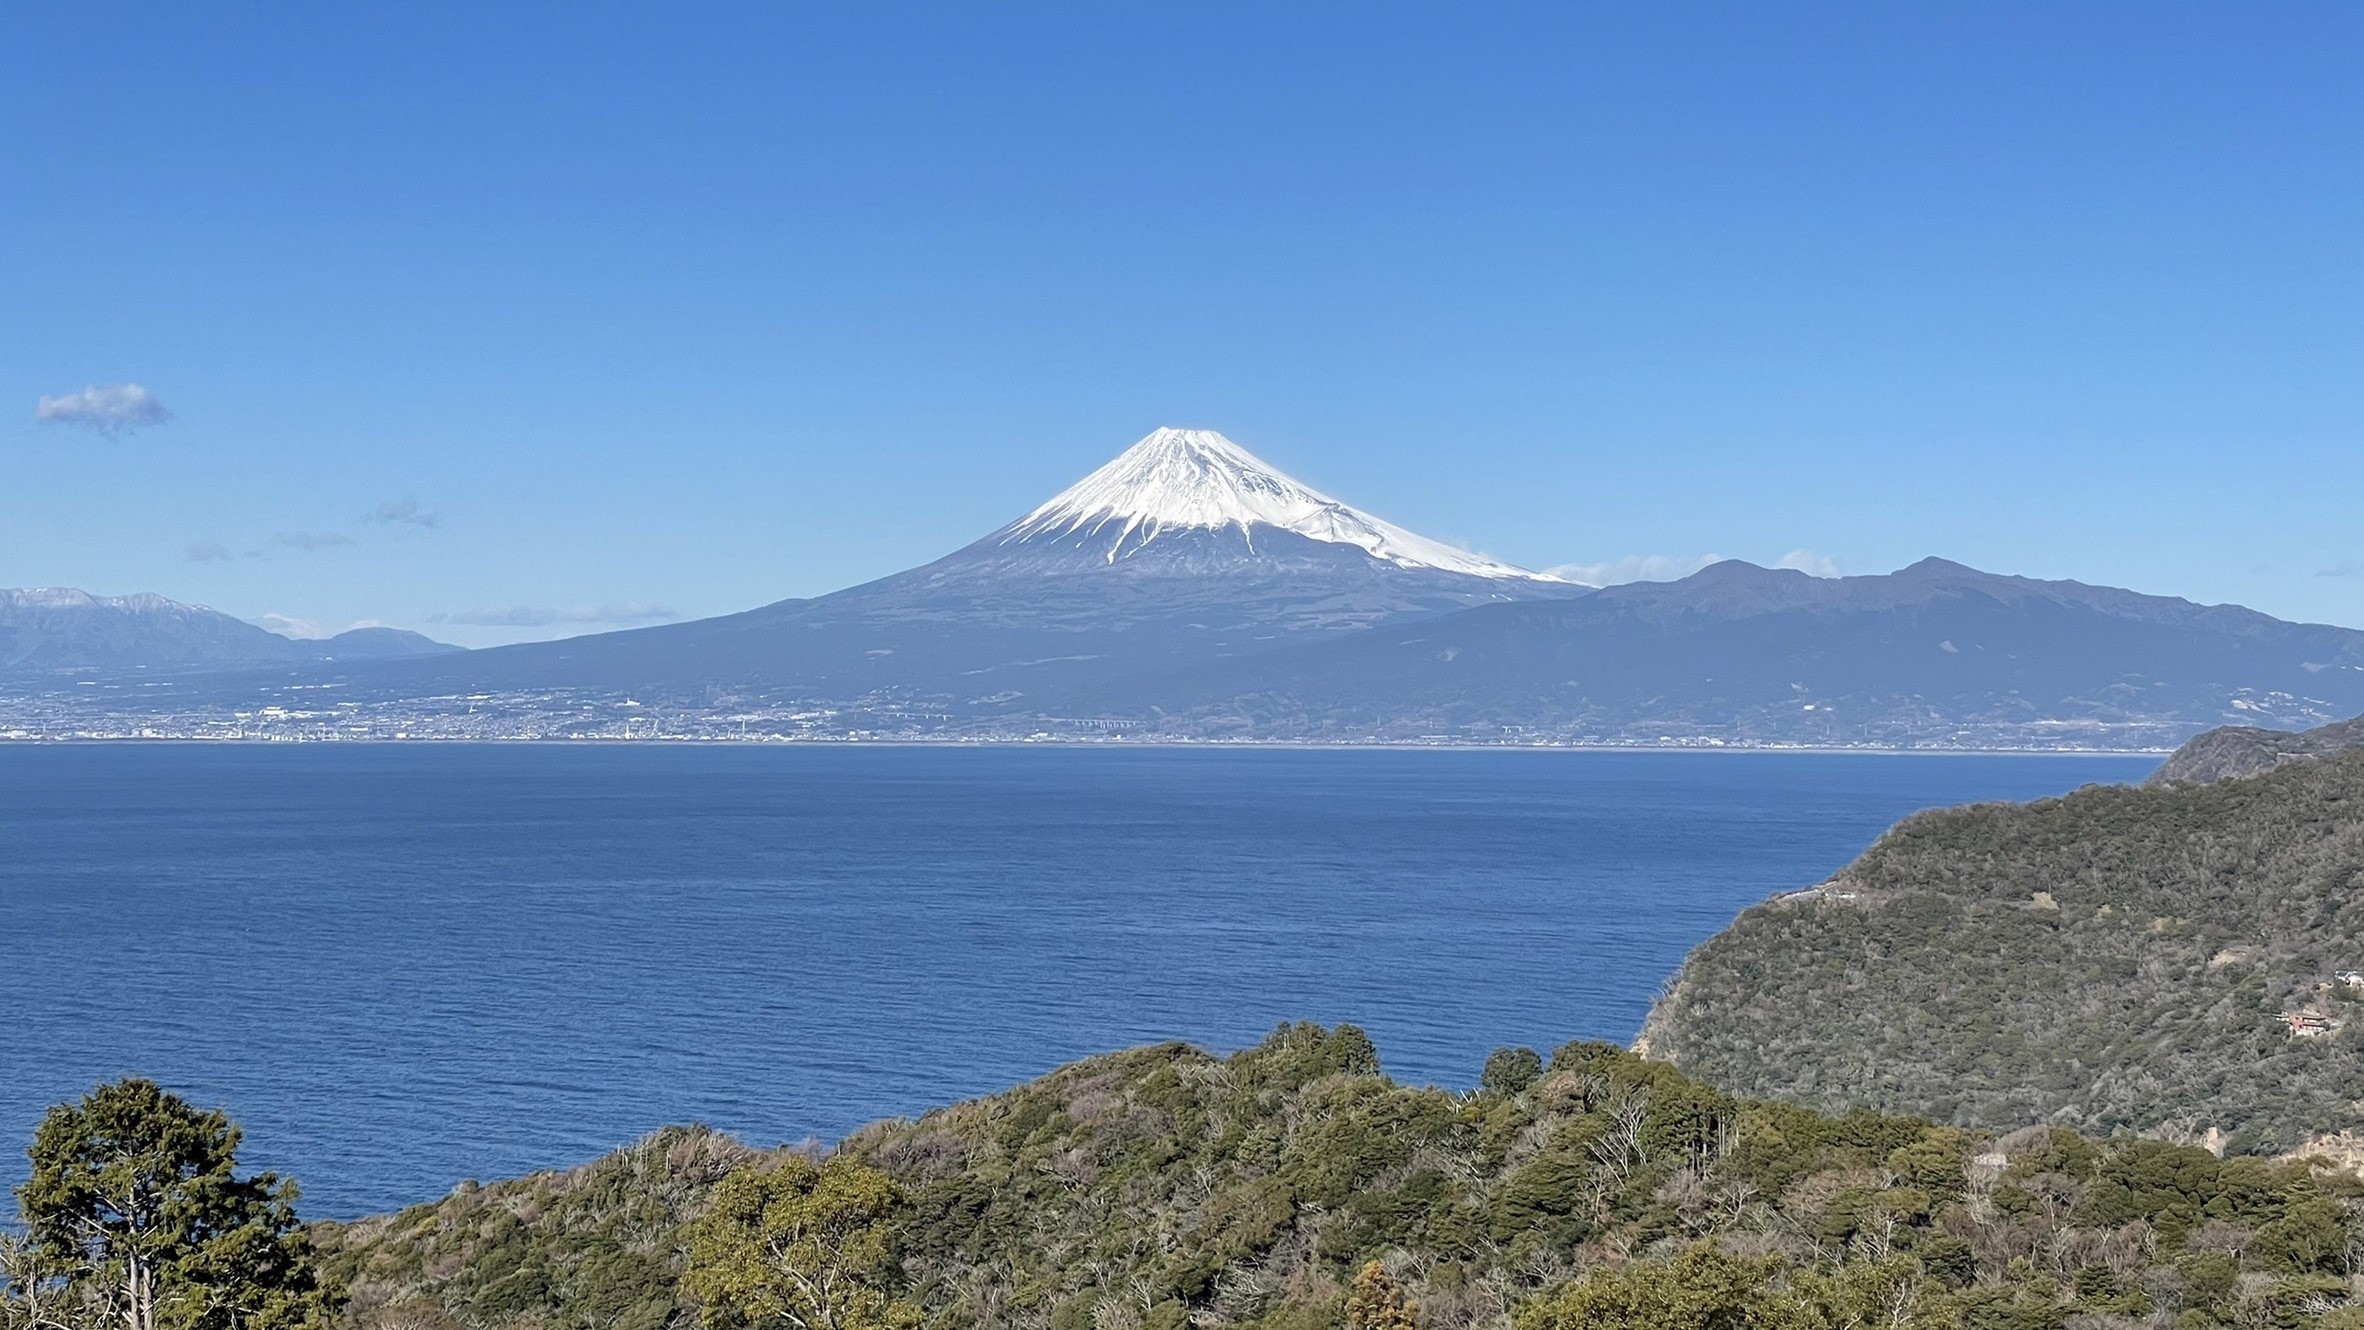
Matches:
[0,744,2152,1217]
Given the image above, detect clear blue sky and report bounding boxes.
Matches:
[4,3,2358,646]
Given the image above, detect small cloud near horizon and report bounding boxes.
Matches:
[254,612,326,639]
[1776,549,1843,578]
[274,531,355,552]
[35,383,173,436]
[428,602,680,628]
[253,613,397,641]
[185,541,235,563]
[1544,554,1724,587]
[368,497,441,528]
[2317,563,2363,579]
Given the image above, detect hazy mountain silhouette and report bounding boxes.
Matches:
[0,589,458,673]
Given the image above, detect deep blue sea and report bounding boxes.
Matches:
[0,744,2154,1218]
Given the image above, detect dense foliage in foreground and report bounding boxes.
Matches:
[1642,749,2364,1149]
[2,1079,333,1330]
[314,1027,2364,1330]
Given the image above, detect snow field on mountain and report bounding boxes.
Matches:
[1002,427,1554,581]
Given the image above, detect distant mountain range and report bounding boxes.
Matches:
[1111,555,2364,746]
[0,588,458,672]
[7,427,2361,747]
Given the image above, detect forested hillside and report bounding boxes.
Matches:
[2150,714,2364,785]
[313,1027,2364,1330]
[1641,748,2364,1151]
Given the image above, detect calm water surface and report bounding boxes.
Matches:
[0,744,2153,1216]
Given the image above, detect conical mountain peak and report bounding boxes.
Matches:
[1002,427,1549,580]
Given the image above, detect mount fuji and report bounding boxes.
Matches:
[358,427,1581,702]
[20,425,2363,748]
[994,427,1537,580]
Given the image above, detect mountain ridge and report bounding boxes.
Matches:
[1092,556,2364,746]
[8,428,2362,748]
[0,588,460,672]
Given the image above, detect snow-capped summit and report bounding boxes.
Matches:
[1001,427,1553,581]
[2,587,188,614]
[309,425,1583,707]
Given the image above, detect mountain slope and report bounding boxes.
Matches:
[1113,558,2364,747]
[340,428,1575,701]
[1638,747,2364,1151]
[0,589,460,672]
[2151,712,2364,785]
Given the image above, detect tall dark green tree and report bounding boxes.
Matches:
[1480,1046,1544,1096]
[12,1079,333,1330]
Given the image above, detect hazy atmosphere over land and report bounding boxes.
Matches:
[4,3,2359,646]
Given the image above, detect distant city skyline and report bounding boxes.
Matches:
[5,4,2358,647]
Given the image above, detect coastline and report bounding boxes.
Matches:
[0,733,2174,756]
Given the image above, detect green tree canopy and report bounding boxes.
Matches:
[13,1078,332,1330]
[683,1157,918,1330]
[1517,1245,1824,1330]
[1480,1047,1544,1096]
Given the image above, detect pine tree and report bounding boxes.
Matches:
[14,1079,333,1330]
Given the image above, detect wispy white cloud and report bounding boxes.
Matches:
[368,497,441,528]
[254,613,395,640]
[1544,553,1724,588]
[1776,549,1843,578]
[35,383,173,435]
[428,602,680,628]
[255,612,327,639]
[184,541,235,564]
[2317,563,2363,579]
[273,531,354,552]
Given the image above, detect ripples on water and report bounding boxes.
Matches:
[0,743,2154,1216]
